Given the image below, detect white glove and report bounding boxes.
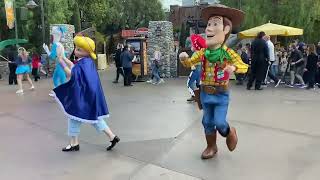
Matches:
[43,43,50,55]
[179,52,189,61]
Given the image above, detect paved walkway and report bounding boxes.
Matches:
[0,67,319,180]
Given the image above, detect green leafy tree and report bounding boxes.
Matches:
[26,7,42,51]
[71,2,81,32]
[47,0,74,24]
[221,0,320,42]
[79,0,109,29]
[119,0,165,29]
[1,0,166,51]
[107,34,115,54]
[77,0,165,33]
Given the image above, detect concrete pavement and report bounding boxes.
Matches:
[0,67,319,180]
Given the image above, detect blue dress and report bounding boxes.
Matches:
[50,42,67,87]
[53,57,109,123]
[15,57,31,75]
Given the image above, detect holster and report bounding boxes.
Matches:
[194,85,229,110]
[194,89,202,110]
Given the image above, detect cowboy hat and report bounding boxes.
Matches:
[201,4,245,28]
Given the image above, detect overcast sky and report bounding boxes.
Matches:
[160,0,182,10]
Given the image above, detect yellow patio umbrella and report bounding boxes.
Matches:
[239,23,303,39]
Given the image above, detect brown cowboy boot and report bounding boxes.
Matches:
[201,132,218,159]
[226,127,238,151]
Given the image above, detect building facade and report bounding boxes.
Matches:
[182,0,196,6]
[169,4,209,33]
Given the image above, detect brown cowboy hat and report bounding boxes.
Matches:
[201,4,245,27]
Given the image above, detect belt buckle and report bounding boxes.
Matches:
[208,86,216,92]
[206,86,216,94]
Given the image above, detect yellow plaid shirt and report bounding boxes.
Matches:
[182,45,248,86]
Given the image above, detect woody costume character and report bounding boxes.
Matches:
[179,4,248,159]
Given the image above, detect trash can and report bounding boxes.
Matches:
[97,54,107,70]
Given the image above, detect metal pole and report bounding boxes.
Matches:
[40,0,45,44]
[14,0,18,46]
[195,20,199,34]
[0,54,10,62]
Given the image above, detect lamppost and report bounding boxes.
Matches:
[13,0,19,45]
[26,0,45,45]
[12,0,36,47]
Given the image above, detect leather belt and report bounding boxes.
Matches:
[200,85,228,95]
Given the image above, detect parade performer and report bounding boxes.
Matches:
[14,47,35,94]
[43,26,67,96]
[186,34,206,102]
[54,35,120,152]
[179,4,248,159]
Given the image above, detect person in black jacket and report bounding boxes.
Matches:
[113,44,124,83]
[304,44,318,89]
[7,46,18,85]
[121,45,134,86]
[287,44,306,88]
[247,31,269,90]
[236,47,249,85]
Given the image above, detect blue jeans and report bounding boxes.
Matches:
[152,66,161,82]
[270,64,279,77]
[68,119,108,137]
[200,91,230,136]
[187,70,200,96]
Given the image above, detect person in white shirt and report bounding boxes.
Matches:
[263,35,281,87]
[147,47,164,85]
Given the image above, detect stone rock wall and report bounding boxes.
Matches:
[147,21,177,78]
[50,24,75,58]
[0,61,9,79]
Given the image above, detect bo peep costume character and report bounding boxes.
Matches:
[53,35,120,152]
[43,26,67,97]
